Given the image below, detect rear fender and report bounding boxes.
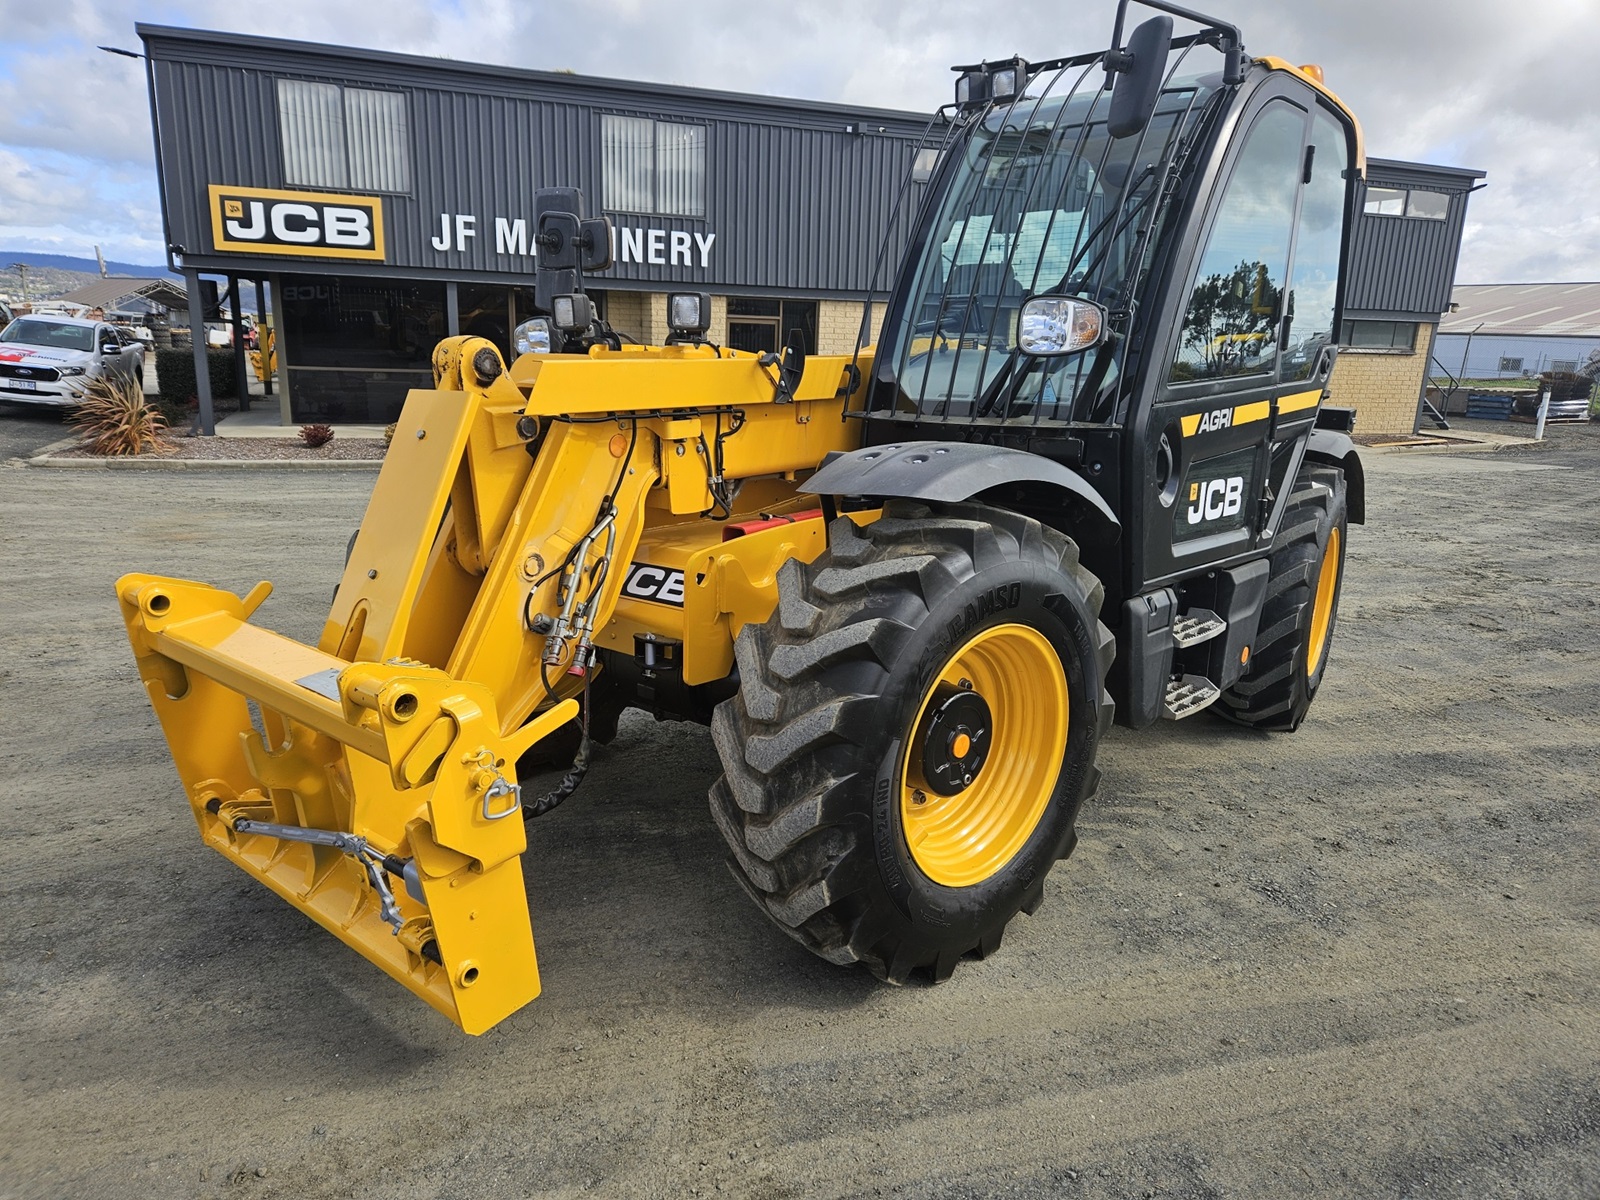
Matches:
[1306,429,1364,525]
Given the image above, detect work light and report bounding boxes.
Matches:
[955,70,989,108]
[551,293,595,333]
[668,292,711,336]
[990,58,1029,102]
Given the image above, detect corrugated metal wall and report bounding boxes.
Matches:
[1433,332,1600,379]
[1345,163,1478,317]
[144,26,930,297]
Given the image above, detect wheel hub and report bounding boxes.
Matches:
[919,686,992,796]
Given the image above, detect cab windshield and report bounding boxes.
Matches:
[884,68,1218,422]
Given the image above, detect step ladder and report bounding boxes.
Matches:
[1163,674,1221,720]
[1171,608,1226,648]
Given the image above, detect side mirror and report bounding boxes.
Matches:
[1018,296,1107,357]
[1106,15,1173,140]
[579,217,612,272]
[99,340,120,355]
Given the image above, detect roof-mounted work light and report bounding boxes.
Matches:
[953,56,1030,110]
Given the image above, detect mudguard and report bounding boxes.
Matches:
[802,441,1120,544]
[1306,428,1365,525]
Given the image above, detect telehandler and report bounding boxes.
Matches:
[118,0,1366,1034]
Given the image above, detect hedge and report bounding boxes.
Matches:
[154,347,239,404]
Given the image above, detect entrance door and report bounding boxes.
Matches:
[1137,88,1349,590]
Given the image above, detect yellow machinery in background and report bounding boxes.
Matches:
[248,325,276,384]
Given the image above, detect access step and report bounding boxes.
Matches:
[1171,609,1226,648]
[1162,674,1221,720]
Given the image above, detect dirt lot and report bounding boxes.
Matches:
[2,424,1597,1199]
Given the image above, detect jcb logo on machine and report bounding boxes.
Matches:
[622,563,685,607]
[1187,476,1245,525]
[208,184,386,260]
[1195,408,1233,433]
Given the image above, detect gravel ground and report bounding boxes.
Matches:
[47,436,389,461]
[1,425,1597,1199]
[0,404,71,460]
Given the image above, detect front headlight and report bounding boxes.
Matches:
[513,318,552,355]
[1017,297,1107,357]
[59,365,87,376]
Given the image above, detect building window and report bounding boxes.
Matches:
[277,80,411,193]
[1552,359,1578,373]
[602,115,706,217]
[726,297,817,354]
[1498,356,1524,372]
[1363,185,1449,220]
[1341,320,1418,350]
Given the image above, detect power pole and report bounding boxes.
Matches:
[10,263,28,306]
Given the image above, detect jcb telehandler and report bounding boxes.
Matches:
[118,0,1366,1034]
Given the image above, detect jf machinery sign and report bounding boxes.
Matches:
[206,184,716,272]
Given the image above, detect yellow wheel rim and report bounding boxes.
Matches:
[901,623,1068,888]
[1306,526,1341,679]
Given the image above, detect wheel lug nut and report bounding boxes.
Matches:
[912,789,927,805]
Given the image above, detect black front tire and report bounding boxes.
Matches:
[708,501,1114,984]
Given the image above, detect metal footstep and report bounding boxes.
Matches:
[1171,609,1227,648]
[1162,675,1221,720]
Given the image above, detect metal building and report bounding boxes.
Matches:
[140,25,1482,437]
[138,24,930,426]
[1326,157,1485,434]
[1435,282,1600,379]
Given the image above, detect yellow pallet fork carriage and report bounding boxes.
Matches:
[119,1,1371,1033]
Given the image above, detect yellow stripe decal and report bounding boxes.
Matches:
[1278,389,1323,414]
[1232,400,1272,426]
[1181,413,1203,437]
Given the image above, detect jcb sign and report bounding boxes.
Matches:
[208,185,386,261]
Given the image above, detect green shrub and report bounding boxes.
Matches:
[155,347,239,404]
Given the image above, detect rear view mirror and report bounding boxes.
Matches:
[1107,15,1173,139]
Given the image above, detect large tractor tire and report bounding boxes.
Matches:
[1216,464,1348,731]
[708,501,1114,984]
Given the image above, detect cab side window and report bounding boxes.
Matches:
[1170,101,1306,384]
[1282,108,1350,382]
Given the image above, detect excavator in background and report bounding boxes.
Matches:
[118,0,1366,1034]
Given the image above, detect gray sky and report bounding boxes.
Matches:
[2,0,1596,281]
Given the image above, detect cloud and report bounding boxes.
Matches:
[1,0,1596,280]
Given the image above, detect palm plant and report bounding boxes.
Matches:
[68,374,170,457]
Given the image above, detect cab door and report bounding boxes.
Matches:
[1134,82,1350,590]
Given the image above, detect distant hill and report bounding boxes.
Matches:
[2,251,178,279]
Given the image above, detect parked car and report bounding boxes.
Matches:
[0,314,146,407]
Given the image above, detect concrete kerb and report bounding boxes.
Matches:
[26,455,383,470]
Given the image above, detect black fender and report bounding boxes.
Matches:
[802,440,1120,547]
[1305,429,1365,525]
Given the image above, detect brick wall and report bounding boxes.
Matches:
[604,292,885,355]
[604,290,649,343]
[818,300,886,355]
[1326,321,1435,436]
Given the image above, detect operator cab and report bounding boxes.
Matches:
[838,0,1364,728]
